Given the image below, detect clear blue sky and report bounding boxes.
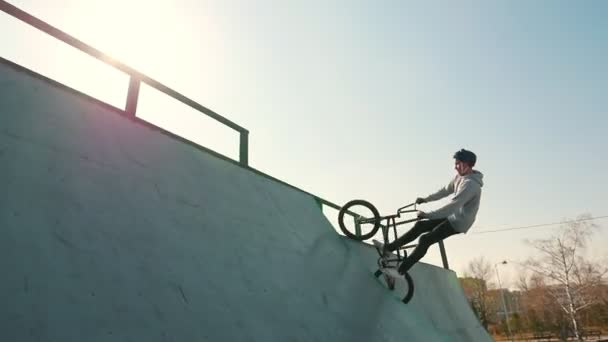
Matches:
[2,0,607,287]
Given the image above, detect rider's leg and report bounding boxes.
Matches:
[397,221,459,274]
[384,219,446,253]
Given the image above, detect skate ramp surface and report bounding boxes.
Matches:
[0,59,492,342]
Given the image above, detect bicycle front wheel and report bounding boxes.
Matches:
[337,199,380,241]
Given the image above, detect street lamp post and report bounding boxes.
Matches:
[495,261,513,342]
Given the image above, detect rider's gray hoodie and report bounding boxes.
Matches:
[422,170,484,233]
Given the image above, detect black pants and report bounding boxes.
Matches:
[385,218,459,273]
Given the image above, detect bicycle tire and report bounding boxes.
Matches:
[373,268,415,303]
[337,199,380,241]
[402,272,415,304]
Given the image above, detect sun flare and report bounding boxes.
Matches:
[67,0,186,73]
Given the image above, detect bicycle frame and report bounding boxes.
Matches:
[350,202,421,261]
[356,202,418,224]
[373,202,421,265]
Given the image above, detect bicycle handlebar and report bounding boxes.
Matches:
[397,202,417,214]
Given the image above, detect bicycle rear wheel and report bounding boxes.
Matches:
[373,269,415,303]
[402,272,415,303]
[337,199,380,241]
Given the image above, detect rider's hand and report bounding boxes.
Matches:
[417,211,427,219]
[415,197,426,204]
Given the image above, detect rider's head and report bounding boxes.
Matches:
[453,149,476,176]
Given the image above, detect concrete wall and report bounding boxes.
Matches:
[0,59,491,341]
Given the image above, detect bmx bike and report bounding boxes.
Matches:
[337,199,420,303]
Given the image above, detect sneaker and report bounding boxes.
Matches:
[382,267,402,279]
[383,273,396,290]
[372,239,392,260]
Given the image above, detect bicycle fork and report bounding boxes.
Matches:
[381,217,404,266]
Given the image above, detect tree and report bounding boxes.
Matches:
[517,273,562,335]
[462,256,494,329]
[522,214,607,340]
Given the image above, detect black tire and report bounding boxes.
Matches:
[402,272,415,304]
[373,268,414,302]
[337,199,380,241]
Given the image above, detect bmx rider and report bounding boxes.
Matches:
[374,149,484,274]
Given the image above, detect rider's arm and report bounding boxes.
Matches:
[424,180,479,219]
[422,177,456,203]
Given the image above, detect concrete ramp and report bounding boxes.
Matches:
[0,59,492,341]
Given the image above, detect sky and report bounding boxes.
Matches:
[2,0,607,288]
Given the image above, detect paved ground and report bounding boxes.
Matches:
[0,58,493,341]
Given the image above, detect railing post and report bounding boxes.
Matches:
[239,130,249,166]
[438,240,450,269]
[125,76,140,117]
[354,216,361,238]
